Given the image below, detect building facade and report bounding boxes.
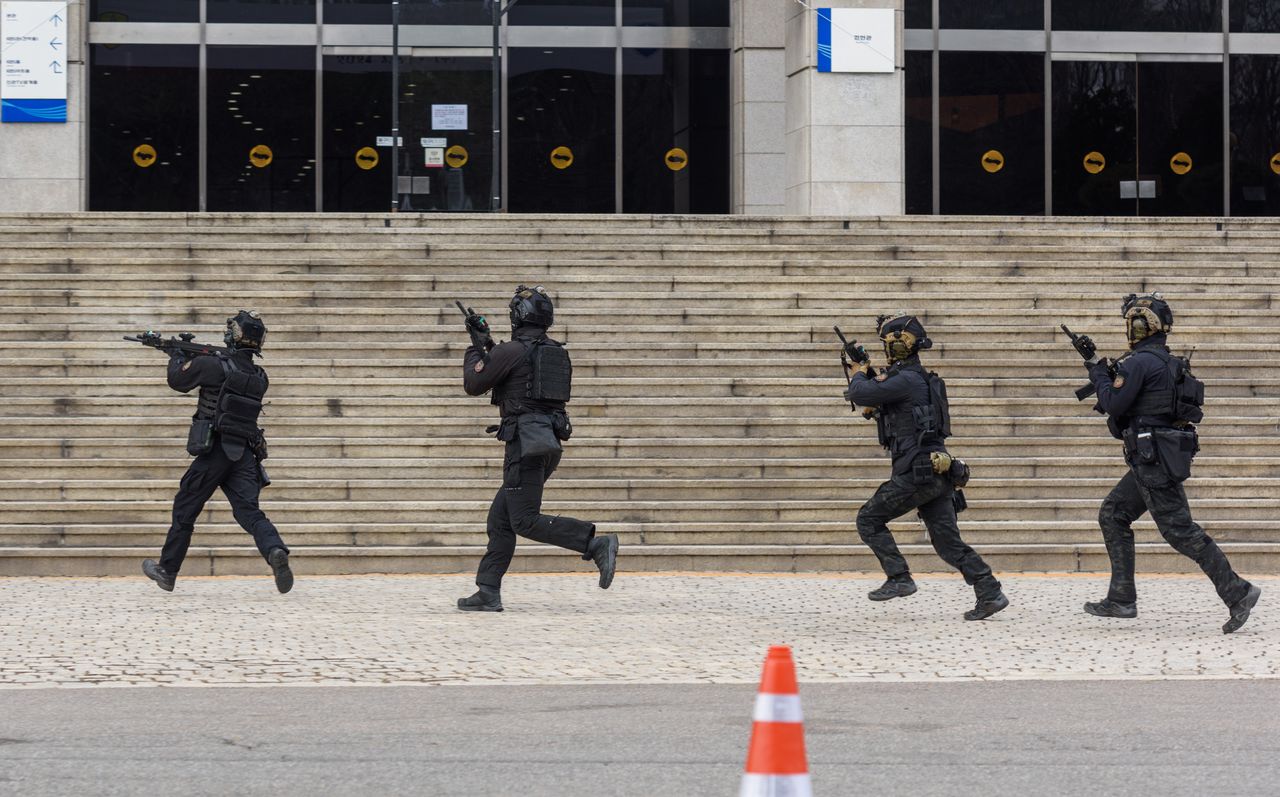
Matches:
[2,0,1280,216]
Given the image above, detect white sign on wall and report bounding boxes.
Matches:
[431,104,467,130]
[1,1,68,122]
[816,8,895,74]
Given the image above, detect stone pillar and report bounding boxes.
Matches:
[730,0,786,215]
[784,0,904,215]
[0,0,85,211]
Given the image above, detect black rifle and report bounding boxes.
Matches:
[455,300,495,352]
[1061,324,1112,402]
[834,326,875,418]
[124,331,240,359]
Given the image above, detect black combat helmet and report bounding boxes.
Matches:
[225,309,266,352]
[876,312,932,364]
[509,285,554,330]
[1121,292,1172,348]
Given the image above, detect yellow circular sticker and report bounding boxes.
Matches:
[445,145,469,168]
[1170,152,1192,175]
[132,144,157,168]
[355,146,379,170]
[550,145,574,170]
[665,147,689,172]
[1083,151,1106,175]
[981,149,1005,173]
[1270,152,1280,176]
[249,144,274,168]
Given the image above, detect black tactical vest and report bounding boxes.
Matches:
[491,335,572,416]
[195,355,267,458]
[875,364,951,455]
[1123,347,1205,428]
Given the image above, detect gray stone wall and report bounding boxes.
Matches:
[730,0,786,215]
[0,0,85,211]
[784,0,904,215]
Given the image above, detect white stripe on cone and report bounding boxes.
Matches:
[739,773,814,797]
[752,693,804,723]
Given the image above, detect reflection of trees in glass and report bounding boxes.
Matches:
[1054,0,1220,32]
[1232,0,1280,31]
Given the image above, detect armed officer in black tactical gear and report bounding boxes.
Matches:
[456,285,619,612]
[141,311,292,594]
[842,314,1008,621]
[1074,293,1259,633]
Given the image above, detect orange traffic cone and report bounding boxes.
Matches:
[739,645,812,797]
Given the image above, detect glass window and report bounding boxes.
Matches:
[323,55,495,212]
[90,45,199,211]
[1053,0,1221,32]
[207,47,316,212]
[323,0,492,24]
[905,50,932,214]
[90,0,197,22]
[905,0,930,29]
[509,0,615,26]
[622,0,729,27]
[1231,0,1280,32]
[939,51,1044,215]
[1230,55,1280,214]
[622,49,728,213]
[941,0,1041,29]
[508,48,615,212]
[209,0,316,24]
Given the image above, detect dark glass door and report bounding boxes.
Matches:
[508,48,616,213]
[1052,61,1137,215]
[1052,60,1222,216]
[1137,61,1223,216]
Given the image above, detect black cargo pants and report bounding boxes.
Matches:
[856,469,1001,600]
[1098,466,1251,606]
[476,439,596,589]
[160,442,286,574]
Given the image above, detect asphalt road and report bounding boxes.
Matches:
[1,681,1277,796]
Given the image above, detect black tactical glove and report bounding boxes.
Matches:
[463,309,494,352]
[1061,324,1100,366]
[843,339,871,366]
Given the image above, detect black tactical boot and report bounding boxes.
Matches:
[868,577,917,602]
[457,587,504,612]
[1223,584,1261,634]
[587,533,619,589]
[267,548,294,594]
[142,559,175,592]
[965,591,1009,621]
[1084,599,1137,619]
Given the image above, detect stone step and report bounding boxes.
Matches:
[0,456,1264,480]
[4,377,1276,400]
[1,396,1271,419]
[3,542,1278,578]
[5,258,1278,279]
[3,518,1276,548]
[5,287,1279,312]
[2,497,1276,524]
[0,415,1270,439]
[6,476,1276,502]
[6,358,1277,383]
[6,272,1280,294]
[0,435,1267,459]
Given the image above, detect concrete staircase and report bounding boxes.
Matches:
[1,213,1277,577]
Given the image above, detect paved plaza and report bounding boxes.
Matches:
[0,573,1274,687]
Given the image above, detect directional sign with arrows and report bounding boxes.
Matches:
[1,1,69,123]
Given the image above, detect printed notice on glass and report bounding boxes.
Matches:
[1,1,69,122]
[431,104,468,131]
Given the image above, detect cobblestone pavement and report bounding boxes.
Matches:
[0,573,1274,688]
